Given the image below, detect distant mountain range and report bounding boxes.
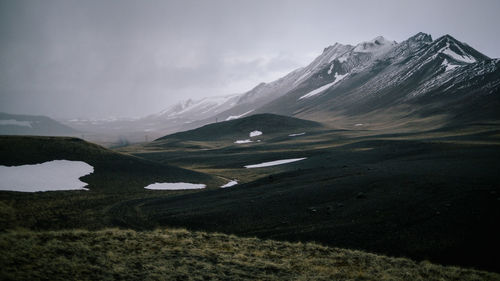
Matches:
[8,32,498,142]
[0,112,79,136]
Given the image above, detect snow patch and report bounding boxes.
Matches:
[298,72,348,100]
[244,158,307,168]
[440,43,476,64]
[327,64,334,75]
[289,132,306,137]
[0,160,93,192]
[338,56,348,63]
[226,109,254,121]
[354,123,364,126]
[144,182,206,190]
[235,139,253,144]
[441,59,459,72]
[221,180,238,188]
[249,130,262,137]
[0,119,32,128]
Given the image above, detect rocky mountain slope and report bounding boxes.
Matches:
[251,33,497,128]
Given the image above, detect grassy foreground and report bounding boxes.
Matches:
[1,228,498,281]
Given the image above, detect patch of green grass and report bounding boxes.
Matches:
[1,228,498,281]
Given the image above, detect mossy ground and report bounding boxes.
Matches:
[1,228,498,281]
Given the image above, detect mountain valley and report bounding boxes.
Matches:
[2,32,500,279]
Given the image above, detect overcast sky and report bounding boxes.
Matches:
[1,0,499,119]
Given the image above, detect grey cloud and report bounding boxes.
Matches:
[1,0,499,118]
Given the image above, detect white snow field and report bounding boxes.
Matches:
[245,158,307,168]
[0,160,93,192]
[249,130,262,137]
[220,180,238,188]
[144,182,206,190]
[234,139,253,144]
[289,132,306,137]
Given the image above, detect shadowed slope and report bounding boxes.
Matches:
[0,136,222,191]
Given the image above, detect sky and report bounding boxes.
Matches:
[1,0,499,119]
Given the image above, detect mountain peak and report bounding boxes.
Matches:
[353,36,397,53]
[408,32,433,43]
[435,34,460,44]
[430,34,491,63]
[323,42,351,53]
[371,36,394,45]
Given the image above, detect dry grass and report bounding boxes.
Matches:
[1,228,498,281]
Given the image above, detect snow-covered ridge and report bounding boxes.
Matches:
[293,43,353,86]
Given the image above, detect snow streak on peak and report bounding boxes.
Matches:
[298,72,348,100]
[437,40,477,64]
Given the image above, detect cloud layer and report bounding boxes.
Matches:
[1,0,499,118]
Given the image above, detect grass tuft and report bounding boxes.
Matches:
[1,228,498,281]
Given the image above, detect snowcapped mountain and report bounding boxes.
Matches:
[63,94,242,144]
[251,32,499,128]
[152,94,241,122]
[62,32,500,144]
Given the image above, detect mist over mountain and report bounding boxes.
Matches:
[0,112,79,136]
[55,32,499,146]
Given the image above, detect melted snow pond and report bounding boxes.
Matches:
[0,160,93,192]
[245,158,307,168]
[144,182,206,190]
